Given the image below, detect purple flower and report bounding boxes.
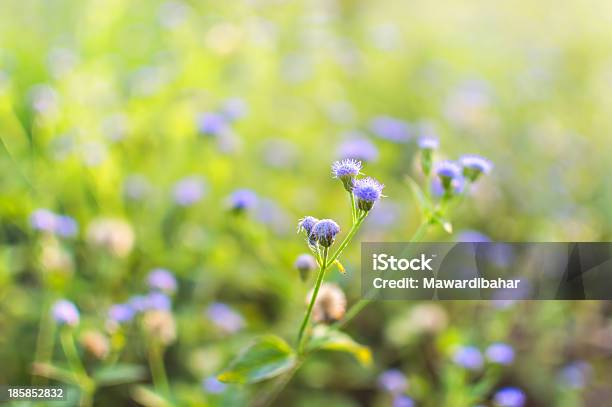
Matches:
[378,369,408,394]
[393,396,415,407]
[456,230,491,242]
[435,161,462,193]
[145,292,172,311]
[353,177,384,211]
[129,295,149,312]
[206,303,244,334]
[173,176,206,206]
[55,215,78,238]
[30,209,57,232]
[311,219,341,247]
[298,216,320,246]
[486,343,515,365]
[295,254,317,280]
[453,346,483,370]
[459,154,493,181]
[418,136,439,150]
[559,361,591,389]
[337,138,379,162]
[203,376,227,394]
[108,303,135,323]
[197,112,228,136]
[147,268,177,294]
[493,387,526,407]
[228,189,258,212]
[332,159,362,191]
[221,98,248,121]
[370,116,411,142]
[52,300,79,326]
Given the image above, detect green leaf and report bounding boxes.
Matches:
[94,363,147,387]
[406,177,431,214]
[307,326,372,366]
[217,335,296,384]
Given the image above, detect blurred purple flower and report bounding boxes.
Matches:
[202,376,227,394]
[418,136,439,150]
[337,138,379,162]
[206,303,244,334]
[486,343,515,365]
[260,138,297,169]
[108,303,135,323]
[129,295,149,312]
[147,268,177,294]
[228,189,258,212]
[559,361,591,389]
[435,160,462,180]
[173,177,206,206]
[370,116,411,142]
[197,112,228,137]
[378,369,408,394]
[493,387,526,407]
[145,292,172,311]
[52,299,79,326]
[55,215,78,238]
[30,209,57,233]
[453,346,483,370]
[393,396,415,407]
[456,230,491,243]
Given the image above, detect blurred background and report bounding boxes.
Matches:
[1,0,612,405]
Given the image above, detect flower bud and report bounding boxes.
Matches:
[51,299,79,326]
[459,154,493,182]
[310,219,340,247]
[298,216,319,246]
[353,177,384,212]
[434,161,462,194]
[294,254,317,281]
[80,330,110,360]
[306,283,346,323]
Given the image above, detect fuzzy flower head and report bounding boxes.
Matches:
[206,303,245,334]
[52,299,80,326]
[311,219,341,247]
[197,112,228,137]
[227,189,258,213]
[460,154,493,182]
[370,116,411,143]
[294,253,317,281]
[559,361,591,389]
[493,387,526,407]
[393,396,415,407]
[307,283,346,323]
[378,369,408,395]
[108,303,135,324]
[353,177,384,211]
[173,176,206,206]
[147,268,177,294]
[332,159,362,192]
[298,216,319,246]
[486,343,515,365]
[418,136,439,150]
[142,310,177,345]
[435,160,462,192]
[453,346,484,370]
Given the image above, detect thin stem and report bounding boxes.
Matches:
[60,328,94,407]
[32,298,55,385]
[409,219,430,243]
[349,192,356,224]
[148,343,170,397]
[297,247,328,353]
[327,213,367,266]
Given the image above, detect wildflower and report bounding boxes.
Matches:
[559,361,591,389]
[227,189,258,212]
[486,343,515,365]
[459,154,493,182]
[418,136,439,175]
[80,330,110,360]
[173,176,206,206]
[307,283,346,323]
[370,116,411,143]
[378,369,408,394]
[298,216,319,246]
[202,376,227,394]
[393,396,415,407]
[197,112,228,136]
[353,177,384,211]
[147,268,177,294]
[311,219,341,247]
[493,387,526,407]
[30,209,57,233]
[54,215,78,237]
[145,292,172,311]
[294,254,317,281]
[337,138,379,162]
[435,161,462,193]
[456,230,491,242]
[332,159,362,192]
[452,346,483,370]
[206,303,245,334]
[142,310,177,345]
[87,218,135,258]
[108,303,135,323]
[418,136,439,150]
[52,300,79,326]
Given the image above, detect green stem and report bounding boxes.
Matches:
[32,298,55,385]
[349,192,356,223]
[149,342,170,397]
[297,247,328,353]
[60,328,94,407]
[409,219,430,243]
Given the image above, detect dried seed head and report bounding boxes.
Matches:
[80,330,110,360]
[142,310,177,345]
[306,283,346,323]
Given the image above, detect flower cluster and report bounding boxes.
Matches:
[30,209,78,238]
